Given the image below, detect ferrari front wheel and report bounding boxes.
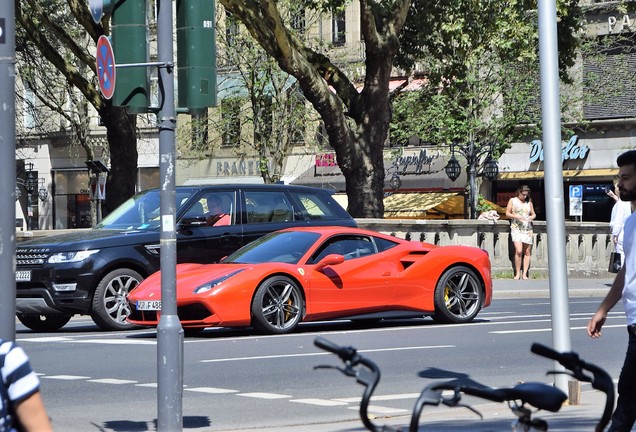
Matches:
[432,266,483,324]
[251,276,304,334]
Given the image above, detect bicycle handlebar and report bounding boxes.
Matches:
[530,343,615,432]
[314,337,388,432]
[314,336,358,363]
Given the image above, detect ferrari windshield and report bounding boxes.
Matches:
[223,231,321,264]
[95,189,195,230]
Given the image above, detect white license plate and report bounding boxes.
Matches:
[136,300,162,311]
[16,270,31,282]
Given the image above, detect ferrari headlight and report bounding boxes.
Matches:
[193,269,245,294]
[48,250,100,264]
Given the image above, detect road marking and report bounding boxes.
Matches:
[200,345,454,363]
[291,398,349,406]
[237,392,291,399]
[135,383,158,388]
[88,378,138,385]
[335,393,420,403]
[351,405,409,414]
[42,375,90,380]
[490,324,626,334]
[185,387,239,394]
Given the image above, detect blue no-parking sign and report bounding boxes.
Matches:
[96,36,116,100]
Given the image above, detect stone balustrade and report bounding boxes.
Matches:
[356,219,614,278]
[17,219,614,278]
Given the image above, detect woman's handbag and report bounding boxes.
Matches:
[608,251,622,273]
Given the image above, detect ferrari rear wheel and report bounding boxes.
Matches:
[432,266,483,324]
[251,276,303,334]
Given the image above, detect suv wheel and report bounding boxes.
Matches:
[91,268,142,331]
[17,314,72,332]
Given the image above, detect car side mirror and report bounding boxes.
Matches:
[314,254,345,271]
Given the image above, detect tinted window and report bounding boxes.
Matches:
[96,189,194,230]
[224,231,320,264]
[310,235,375,263]
[373,236,399,252]
[244,190,294,224]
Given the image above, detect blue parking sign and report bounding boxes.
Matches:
[569,185,582,198]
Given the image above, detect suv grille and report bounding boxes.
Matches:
[16,248,50,266]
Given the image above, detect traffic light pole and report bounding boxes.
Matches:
[0,1,16,342]
[156,0,183,430]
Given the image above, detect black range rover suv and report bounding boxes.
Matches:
[16,184,356,331]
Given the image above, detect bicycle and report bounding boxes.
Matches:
[314,337,614,432]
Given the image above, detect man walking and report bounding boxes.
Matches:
[588,149,636,431]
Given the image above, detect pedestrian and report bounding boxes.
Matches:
[587,149,636,432]
[0,339,52,432]
[608,185,632,267]
[505,185,536,280]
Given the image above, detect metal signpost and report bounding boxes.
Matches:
[0,1,16,342]
[156,1,183,430]
[537,0,572,395]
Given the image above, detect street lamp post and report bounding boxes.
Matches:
[24,163,39,230]
[444,142,499,219]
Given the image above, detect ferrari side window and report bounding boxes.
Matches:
[311,235,374,263]
[373,236,399,252]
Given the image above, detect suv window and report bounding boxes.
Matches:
[292,191,339,219]
[244,190,294,224]
[181,191,236,226]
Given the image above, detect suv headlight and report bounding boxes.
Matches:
[48,250,100,264]
[193,269,245,294]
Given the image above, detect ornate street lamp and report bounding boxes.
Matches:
[389,172,402,190]
[444,142,499,219]
[38,178,48,201]
[24,163,38,230]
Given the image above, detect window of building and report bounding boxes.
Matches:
[221,97,241,147]
[583,35,636,119]
[332,9,346,46]
[225,9,240,47]
[22,80,36,130]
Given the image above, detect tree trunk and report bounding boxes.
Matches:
[99,104,138,215]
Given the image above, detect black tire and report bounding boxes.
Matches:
[16,314,72,332]
[90,268,142,331]
[432,266,483,324]
[251,276,303,334]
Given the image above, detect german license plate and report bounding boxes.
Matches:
[15,270,31,282]
[136,300,161,311]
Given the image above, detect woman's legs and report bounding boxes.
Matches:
[513,241,523,279]
[522,243,532,279]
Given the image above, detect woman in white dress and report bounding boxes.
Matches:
[506,185,536,280]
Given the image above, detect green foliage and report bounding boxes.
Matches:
[476,195,496,214]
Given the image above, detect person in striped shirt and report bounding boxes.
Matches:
[0,340,52,432]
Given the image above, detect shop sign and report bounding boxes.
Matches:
[315,148,440,175]
[395,148,440,174]
[528,135,589,164]
[608,15,634,34]
[216,159,262,176]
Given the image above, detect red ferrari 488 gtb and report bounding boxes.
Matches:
[127,226,492,334]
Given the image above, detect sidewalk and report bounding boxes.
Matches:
[493,277,612,299]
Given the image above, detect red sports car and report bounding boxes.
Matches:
[127,227,492,334]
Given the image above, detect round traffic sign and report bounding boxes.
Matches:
[96,35,116,100]
[89,0,103,25]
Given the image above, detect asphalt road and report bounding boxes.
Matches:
[15,284,626,432]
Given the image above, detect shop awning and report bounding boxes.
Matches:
[334,192,505,219]
[498,168,618,180]
[383,192,459,219]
